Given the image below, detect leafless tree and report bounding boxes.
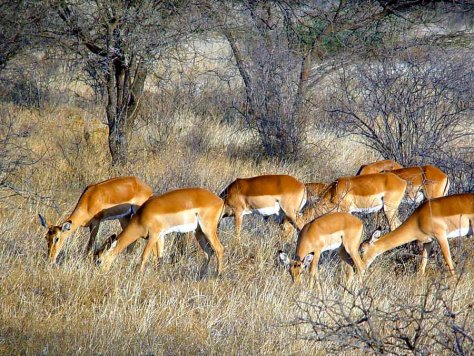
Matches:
[206,1,454,159]
[39,0,195,166]
[0,1,48,70]
[328,49,474,166]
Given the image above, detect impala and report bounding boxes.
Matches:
[95,188,225,274]
[305,182,330,205]
[220,174,307,239]
[278,212,369,289]
[388,165,449,202]
[361,193,474,276]
[357,159,403,175]
[301,173,407,231]
[39,176,153,263]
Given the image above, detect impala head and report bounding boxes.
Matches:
[39,214,72,264]
[361,228,383,267]
[94,234,118,271]
[277,250,314,284]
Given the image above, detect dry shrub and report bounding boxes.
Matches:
[295,269,473,354]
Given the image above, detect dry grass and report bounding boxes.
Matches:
[0,103,472,354]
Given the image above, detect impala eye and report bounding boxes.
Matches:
[54,237,59,244]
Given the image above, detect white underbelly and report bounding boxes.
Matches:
[322,240,342,252]
[161,220,198,236]
[243,202,280,216]
[447,227,473,239]
[351,204,383,214]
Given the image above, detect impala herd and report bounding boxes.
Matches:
[38,159,473,288]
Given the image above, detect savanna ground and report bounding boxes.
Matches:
[1,4,474,352]
[0,100,472,354]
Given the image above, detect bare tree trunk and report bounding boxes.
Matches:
[106,59,146,166]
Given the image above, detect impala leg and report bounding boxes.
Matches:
[280,199,303,230]
[308,251,321,293]
[281,217,296,240]
[140,232,160,273]
[196,225,224,276]
[234,210,243,240]
[419,241,434,275]
[279,205,300,242]
[195,228,214,277]
[86,219,100,255]
[338,247,355,282]
[170,233,189,263]
[119,216,138,254]
[383,189,404,231]
[383,205,401,231]
[152,234,164,261]
[436,234,456,276]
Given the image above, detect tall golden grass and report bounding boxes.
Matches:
[0,103,472,354]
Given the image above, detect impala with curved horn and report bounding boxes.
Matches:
[39,176,153,263]
[361,193,474,276]
[278,212,368,289]
[220,175,307,239]
[95,188,225,274]
[301,173,407,231]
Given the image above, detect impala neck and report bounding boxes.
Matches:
[363,219,419,268]
[66,207,91,233]
[113,219,147,256]
[295,239,311,261]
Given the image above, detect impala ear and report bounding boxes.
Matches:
[302,253,314,269]
[277,250,290,267]
[61,221,72,232]
[370,227,382,244]
[108,234,118,249]
[38,214,48,228]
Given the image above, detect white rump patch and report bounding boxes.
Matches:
[447,227,473,239]
[351,204,383,214]
[161,220,198,236]
[322,240,342,252]
[244,202,281,217]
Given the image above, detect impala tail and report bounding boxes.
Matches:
[217,201,227,227]
[356,164,367,175]
[299,187,308,212]
[218,185,234,217]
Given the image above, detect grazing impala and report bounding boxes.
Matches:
[388,165,449,202]
[95,188,225,274]
[278,212,368,289]
[361,193,474,276]
[357,159,403,175]
[220,175,307,239]
[39,176,153,264]
[301,173,407,231]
